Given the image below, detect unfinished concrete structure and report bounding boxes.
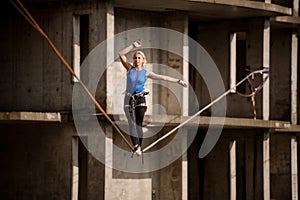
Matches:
[1,0,300,199]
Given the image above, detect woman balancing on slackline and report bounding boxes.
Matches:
[119,40,188,156]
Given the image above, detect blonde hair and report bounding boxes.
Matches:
[133,51,147,66]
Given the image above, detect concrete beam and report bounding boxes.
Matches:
[189,0,291,14]
[113,114,291,129]
[115,0,292,16]
[271,16,300,27]
[0,111,61,122]
[71,113,300,131]
[275,124,300,132]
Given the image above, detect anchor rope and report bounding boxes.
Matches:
[143,68,269,153]
[11,0,134,151]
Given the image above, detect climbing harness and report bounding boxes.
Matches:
[11,0,135,151]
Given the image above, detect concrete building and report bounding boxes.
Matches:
[1,0,300,199]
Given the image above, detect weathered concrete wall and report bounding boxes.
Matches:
[159,13,186,115]
[0,123,73,199]
[105,124,159,200]
[188,129,264,200]
[188,129,297,200]
[0,0,107,112]
[113,9,186,115]
[270,29,291,121]
[109,9,189,199]
[109,123,185,200]
[270,132,292,200]
[272,0,294,7]
[0,2,108,199]
[194,19,265,119]
[106,9,161,115]
[87,153,105,200]
[1,1,299,200]
[192,19,293,121]
[0,121,105,200]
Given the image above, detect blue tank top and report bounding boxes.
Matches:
[126,67,147,94]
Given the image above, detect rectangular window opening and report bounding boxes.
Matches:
[71,136,88,200]
[73,14,89,82]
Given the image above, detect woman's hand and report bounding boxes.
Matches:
[178,79,188,88]
[132,40,142,48]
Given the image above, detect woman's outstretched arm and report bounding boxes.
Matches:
[147,71,188,87]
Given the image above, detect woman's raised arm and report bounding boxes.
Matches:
[119,40,142,71]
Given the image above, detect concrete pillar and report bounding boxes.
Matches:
[263,19,270,121]
[104,124,152,200]
[182,17,189,116]
[291,32,298,125]
[106,0,115,114]
[72,15,80,82]
[229,140,236,200]
[104,124,113,200]
[106,0,114,65]
[294,0,299,16]
[291,31,298,200]
[263,132,270,200]
[181,128,188,200]
[262,23,271,200]
[181,17,189,200]
[72,137,79,200]
[230,32,237,93]
[105,3,115,196]
[182,18,189,200]
[291,135,298,200]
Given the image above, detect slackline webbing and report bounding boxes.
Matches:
[10,0,270,155]
[142,68,269,153]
